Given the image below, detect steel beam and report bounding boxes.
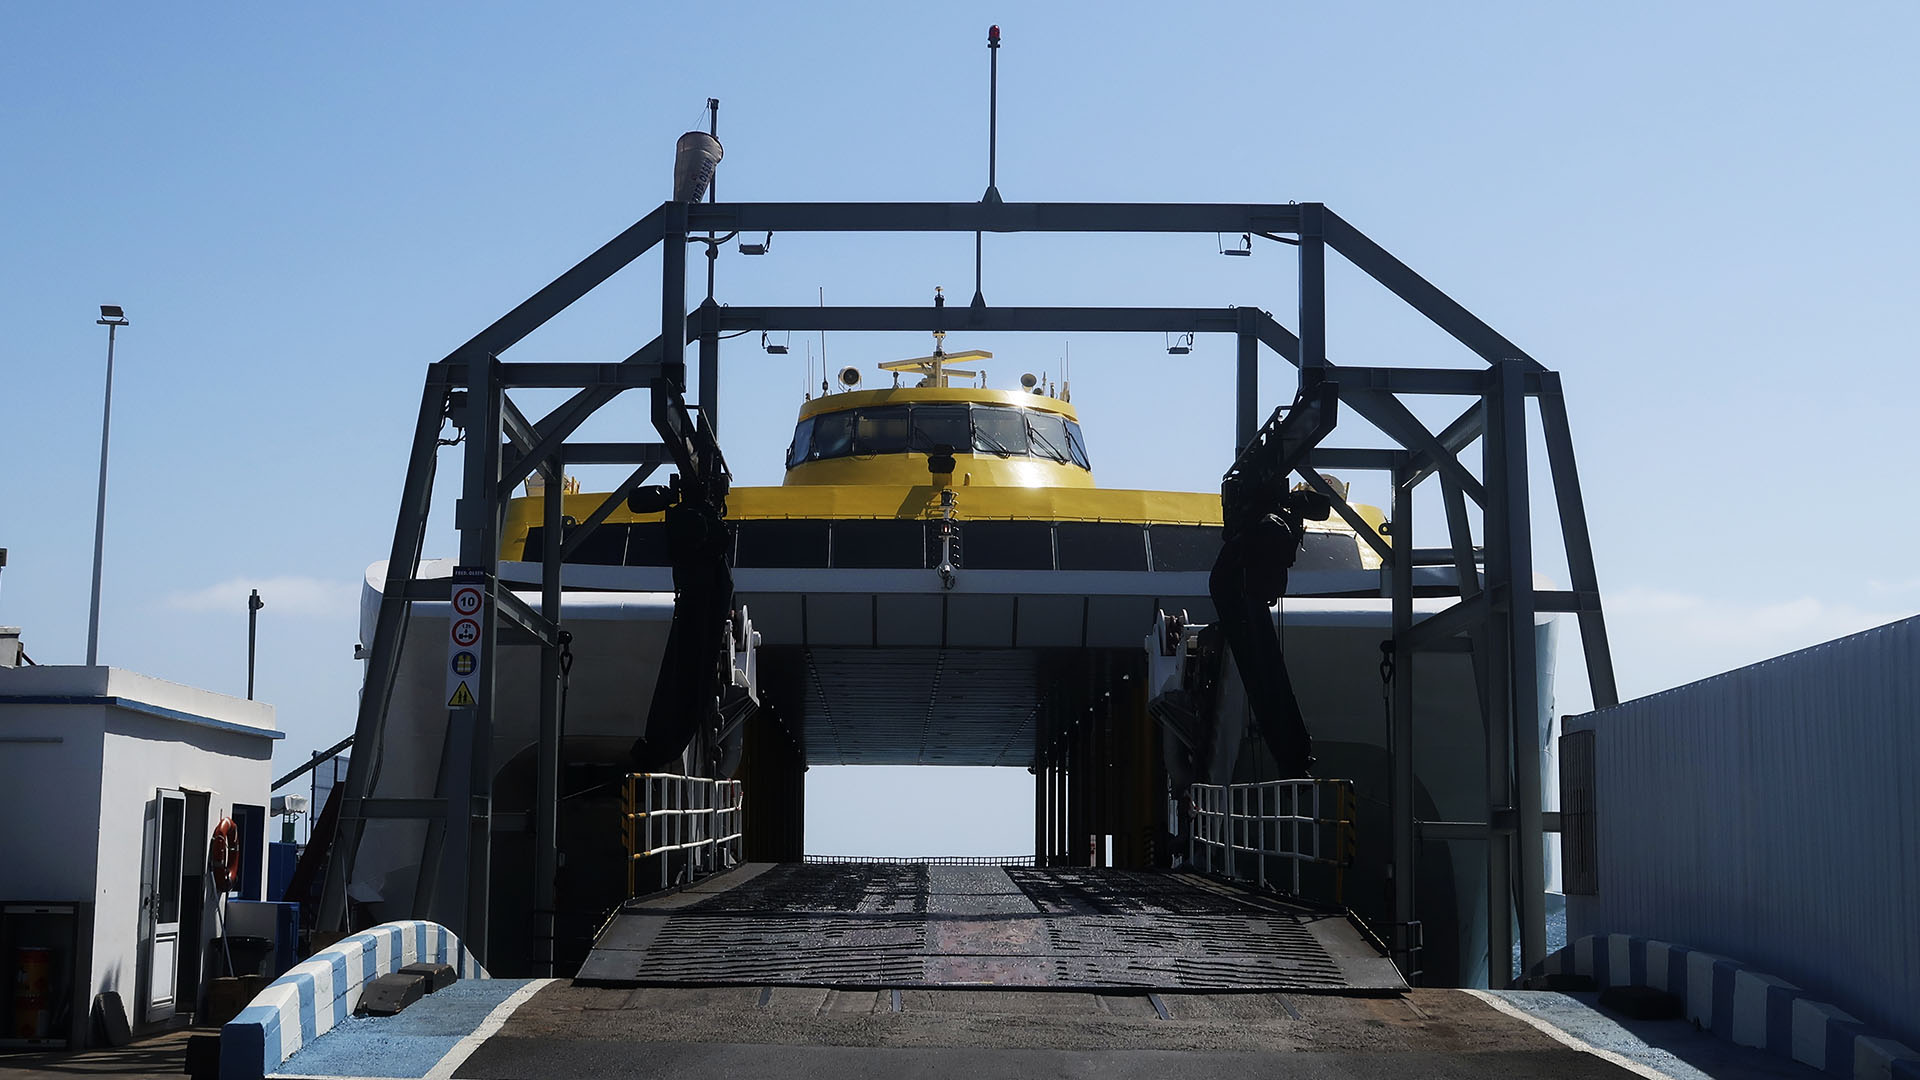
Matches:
[557,442,676,466]
[497,361,665,389]
[318,366,454,933]
[559,463,661,561]
[1537,373,1620,709]
[1307,448,1402,471]
[1320,209,1544,372]
[440,204,668,364]
[1403,593,1490,651]
[697,305,1246,335]
[1248,313,1488,505]
[1296,467,1394,566]
[1409,401,1487,487]
[686,201,1305,235]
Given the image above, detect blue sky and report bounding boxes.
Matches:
[5,3,1917,854]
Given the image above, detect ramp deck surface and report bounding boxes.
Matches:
[577,863,1403,992]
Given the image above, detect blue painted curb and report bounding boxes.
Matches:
[219,920,484,1080]
[1535,933,1918,1079]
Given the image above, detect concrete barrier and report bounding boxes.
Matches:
[220,920,483,1080]
[1535,933,1920,1079]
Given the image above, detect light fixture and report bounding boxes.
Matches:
[1165,332,1194,355]
[97,304,128,325]
[738,232,773,256]
[761,331,790,355]
[1217,232,1252,257]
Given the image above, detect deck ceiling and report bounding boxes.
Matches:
[756,646,1133,767]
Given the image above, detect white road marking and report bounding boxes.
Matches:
[271,979,557,1080]
[425,979,556,1080]
[1462,988,1680,1080]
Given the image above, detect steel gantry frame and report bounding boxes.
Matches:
[318,197,1615,986]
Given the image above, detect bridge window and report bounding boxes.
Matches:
[1056,523,1148,571]
[971,407,1030,457]
[957,521,1054,570]
[831,521,926,569]
[786,416,816,469]
[522,523,629,565]
[1025,412,1072,464]
[854,406,911,454]
[736,520,831,568]
[1148,525,1222,572]
[1296,531,1365,571]
[627,522,670,566]
[909,405,971,453]
[1064,420,1091,469]
[789,403,1091,471]
[811,411,856,460]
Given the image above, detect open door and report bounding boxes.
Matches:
[139,789,187,1025]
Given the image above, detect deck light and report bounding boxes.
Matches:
[1166,332,1194,355]
[1218,233,1252,256]
[739,232,772,255]
[761,331,790,355]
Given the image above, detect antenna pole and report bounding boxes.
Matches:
[975,25,1002,311]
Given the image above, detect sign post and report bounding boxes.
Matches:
[447,567,485,709]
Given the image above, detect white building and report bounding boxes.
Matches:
[0,666,279,1048]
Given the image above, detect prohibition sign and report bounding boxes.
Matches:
[451,585,483,616]
[451,618,481,648]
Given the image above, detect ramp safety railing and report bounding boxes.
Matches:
[622,773,743,895]
[1190,778,1358,902]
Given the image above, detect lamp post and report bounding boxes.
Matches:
[247,589,264,699]
[87,305,128,666]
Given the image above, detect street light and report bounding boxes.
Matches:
[87,305,128,666]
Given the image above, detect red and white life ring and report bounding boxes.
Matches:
[208,817,242,892]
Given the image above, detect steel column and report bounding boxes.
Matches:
[532,455,564,976]
[1235,323,1258,453]
[1389,453,1416,979]
[696,299,720,434]
[1297,204,1327,385]
[661,204,689,390]
[1480,377,1515,987]
[1499,360,1548,975]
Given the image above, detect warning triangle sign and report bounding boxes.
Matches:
[447,681,477,708]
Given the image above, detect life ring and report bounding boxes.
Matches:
[208,817,242,892]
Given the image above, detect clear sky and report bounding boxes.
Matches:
[5,3,1917,855]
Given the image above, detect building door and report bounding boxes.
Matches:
[140,789,187,1024]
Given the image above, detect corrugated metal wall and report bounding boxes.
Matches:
[1565,614,1920,1045]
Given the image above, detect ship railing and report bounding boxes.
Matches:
[1189,778,1358,902]
[622,772,744,896]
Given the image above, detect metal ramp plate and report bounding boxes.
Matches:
[577,863,1404,992]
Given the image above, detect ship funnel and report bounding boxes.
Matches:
[673,131,724,203]
[837,366,863,388]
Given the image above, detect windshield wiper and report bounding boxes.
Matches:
[974,430,1014,458]
[1029,429,1068,463]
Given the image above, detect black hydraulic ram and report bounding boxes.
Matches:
[1209,377,1338,778]
[628,380,736,771]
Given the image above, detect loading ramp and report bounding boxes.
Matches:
[578,863,1403,993]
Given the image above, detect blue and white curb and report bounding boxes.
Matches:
[221,920,484,1080]
[1536,933,1920,1080]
